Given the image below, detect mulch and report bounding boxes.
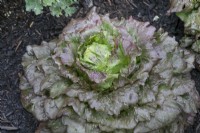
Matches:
[0,0,200,132]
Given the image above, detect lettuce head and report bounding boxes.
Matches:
[20,7,200,133]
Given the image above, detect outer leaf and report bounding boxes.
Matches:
[168,0,200,13]
[25,0,43,15]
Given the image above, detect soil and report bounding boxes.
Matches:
[0,0,200,132]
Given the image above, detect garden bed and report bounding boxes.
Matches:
[0,0,200,132]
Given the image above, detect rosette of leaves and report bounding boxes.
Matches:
[25,0,77,16]
[20,8,200,133]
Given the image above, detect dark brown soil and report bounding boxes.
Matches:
[0,0,199,132]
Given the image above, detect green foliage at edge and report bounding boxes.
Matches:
[25,0,77,17]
